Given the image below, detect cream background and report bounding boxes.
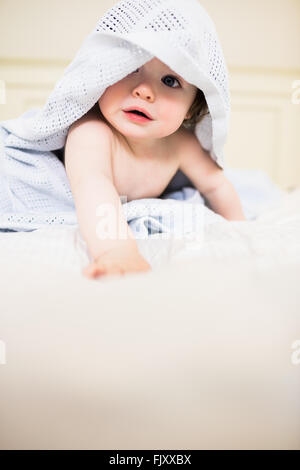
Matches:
[0,0,299,189]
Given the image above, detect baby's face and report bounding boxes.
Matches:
[98,57,197,139]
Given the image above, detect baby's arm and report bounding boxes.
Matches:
[200,177,245,221]
[179,132,246,221]
[64,110,151,279]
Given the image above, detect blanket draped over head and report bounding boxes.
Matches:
[0,0,230,232]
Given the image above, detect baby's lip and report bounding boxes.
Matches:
[123,107,154,120]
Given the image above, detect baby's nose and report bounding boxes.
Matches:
[132,85,154,102]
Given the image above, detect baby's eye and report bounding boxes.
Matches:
[162,75,181,88]
[131,69,181,88]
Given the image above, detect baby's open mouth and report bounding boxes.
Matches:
[124,109,152,120]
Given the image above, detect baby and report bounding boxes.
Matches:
[64,57,245,280]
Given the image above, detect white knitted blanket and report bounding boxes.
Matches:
[0,0,231,233]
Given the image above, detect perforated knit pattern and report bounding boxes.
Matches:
[0,0,230,231]
[202,29,230,111]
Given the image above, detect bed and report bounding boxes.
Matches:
[0,181,299,450]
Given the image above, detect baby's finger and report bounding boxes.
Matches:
[101,265,125,278]
[82,263,106,279]
[89,264,124,279]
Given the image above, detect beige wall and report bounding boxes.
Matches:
[1,0,300,189]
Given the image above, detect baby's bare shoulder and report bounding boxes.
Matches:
[67,107,114,154]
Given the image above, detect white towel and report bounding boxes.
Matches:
[0,0,282,235]
[0,0,230,233]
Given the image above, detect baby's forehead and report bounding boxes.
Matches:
[149,57,179,74]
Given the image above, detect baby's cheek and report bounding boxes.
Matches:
[161,105,186,130]
[163,101,186,120]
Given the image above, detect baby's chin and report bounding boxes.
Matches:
[118,126,175,141]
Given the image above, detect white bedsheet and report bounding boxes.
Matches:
[0,187,299,450]
[0,186,299,274]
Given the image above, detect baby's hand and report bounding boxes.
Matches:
[82,242,151,279]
